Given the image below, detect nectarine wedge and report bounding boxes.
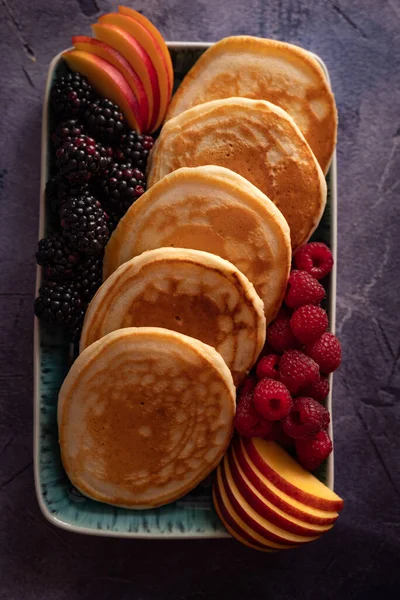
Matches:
[118,5,174,93]
[234,438,338,525]
[63,50,141,132]
[228,448,333,537]
[212,487,272,552]
[72,36,148,132]
[99,13,169,130]
[215,465,293,550]
[242,437,344,512]
[220,456,319,546]
[92,23,159,132]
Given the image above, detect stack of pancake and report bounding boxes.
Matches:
[59,36,336,509]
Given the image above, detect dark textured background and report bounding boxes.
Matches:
[1,0,399,598]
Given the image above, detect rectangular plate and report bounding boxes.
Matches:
[34,42,337,538]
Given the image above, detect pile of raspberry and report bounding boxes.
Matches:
[234,242,341,471]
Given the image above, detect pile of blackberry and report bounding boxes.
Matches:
[35,67,155,340]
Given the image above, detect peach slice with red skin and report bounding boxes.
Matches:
[227,447,333,536]
[219,455,319,547]
[92,22,159,133]
[72,36,148,132]
[92,23,158,133]
[212,486,272,552]
[118,4,174,94]
[242,437,344,512]
[214,464,293,550]
[63,50,142,132]
[234,437,338,525]
[99,13,170,131]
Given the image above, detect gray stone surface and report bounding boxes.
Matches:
[1,0,399,597]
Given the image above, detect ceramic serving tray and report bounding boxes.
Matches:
[34,41,338,538]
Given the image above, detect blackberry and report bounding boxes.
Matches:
[84,98,127,143]
[34,280,83,329]
[115,131,154,171]
[97,162,146,216]
[36,233,80,280]
[56,136,109,183]
[61,192,109,254]
[57,179,91,209]
[76,254,103,302]
[51,71,95,117]
[103,208,121,233]
[51,119,86,149]
[45,176,90,214]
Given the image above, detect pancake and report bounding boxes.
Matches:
[147,98,327,251]
[58,327,235,509]
[81,248,266,386]
[103,165,291,326]
[166,36,337,173]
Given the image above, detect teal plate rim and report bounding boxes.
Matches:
[34,41,337,538]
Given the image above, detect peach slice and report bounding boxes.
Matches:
[212,486,272,552]
[220,455,319,546]
[242,437,344,512]
[92,23,159,132]
[228,447,333,536]
[63,50,142,132]
[215,465,293,550]
[234,438,338,525]
[72,36,148,132]
[118,5,174,93]
[99,13,170,130]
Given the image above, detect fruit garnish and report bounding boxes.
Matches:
[290,304,328,344]
[84,98,127,142]
[255,354,281,380]
[253,378,292,421]
[281,397,330,439]
[96,161,146,217]
[51,119,86,148]
[266,308,298,353]
[34,280,84,337]
[302,377,330,403]
[279,350,320,395]
[295,430,333,471]
[61,192,109,254]
[294,242,333,280]
[304,332,342,374]
[56,136,109,182]
[234,393,274,438]
[284,270,325,308]
[115,130,155,170]
[36,234,79,280]
[51,72,95,117]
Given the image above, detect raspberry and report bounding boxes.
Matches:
[284,270,325,309]
[266,309,298,353]
[279,350,320,395]
[304,332,342,374]
[295,430,333,470]
[253,378,292,421]
[238,375,257,396]
[234,393,274,437]
[302,377,330,403]
[265,421,295,448]
[290,304,328,344]
[294,242,334,280]
[282,397,330,439]
[255,354,280,380]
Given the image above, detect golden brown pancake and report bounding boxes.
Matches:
[81,248,266,386]
[103,166,291,325]
[58,327,236,509]
[147,99,327,251]
[166,36,337,173]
